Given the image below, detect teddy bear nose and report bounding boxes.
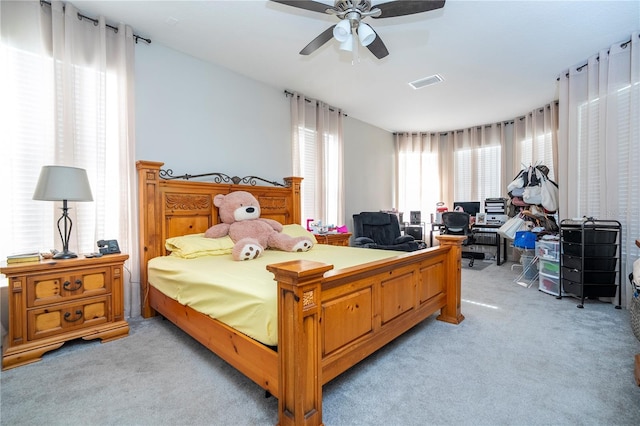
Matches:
[246,207,255,213]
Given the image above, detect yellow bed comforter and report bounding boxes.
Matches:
[148,243,400,346]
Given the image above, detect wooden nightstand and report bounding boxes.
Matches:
[314,233,352,247]
[1,254,130,370]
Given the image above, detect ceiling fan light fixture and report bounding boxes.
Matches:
[271,0,447,59]
[357,22,375,47]
[339,33,354,52]
[333,19,351,42]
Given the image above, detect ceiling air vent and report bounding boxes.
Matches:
[409,74,443,90]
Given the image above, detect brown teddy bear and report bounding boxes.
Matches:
[204,191,314,260]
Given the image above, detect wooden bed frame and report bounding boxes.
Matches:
[137,160,465,426]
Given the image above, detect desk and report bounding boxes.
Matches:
[472,224,507,266]
[430,223,507,265]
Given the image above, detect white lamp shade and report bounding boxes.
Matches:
[358,22,376,47]
[339,33,354,52]
[33,165,93,202]
[333,19,351,42]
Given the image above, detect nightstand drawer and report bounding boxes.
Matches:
[27,296,111,341]
[26,266,111,308]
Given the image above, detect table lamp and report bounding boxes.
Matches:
[33,165,94,259]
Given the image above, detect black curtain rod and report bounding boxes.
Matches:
[394,123,505,136]
[557,34,637,81]
[284,90,346,116]
[40,0,151,44]
[393,101,560,135]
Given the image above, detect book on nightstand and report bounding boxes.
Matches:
[6,252,41,264]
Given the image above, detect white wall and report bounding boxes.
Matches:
[135,43,291,179]
[343,117,395,230]
[134,42,395,231]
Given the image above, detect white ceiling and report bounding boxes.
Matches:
[74,0,640,132]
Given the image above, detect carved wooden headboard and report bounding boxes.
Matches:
[136,160,302,316]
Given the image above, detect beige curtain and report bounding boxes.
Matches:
[0,1,139,317]
[558,32,640,307]
[394,132,441,223]
[513,103,559,181]
[290,92,345,227]
[441,124,506,203]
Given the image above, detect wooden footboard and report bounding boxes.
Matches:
[268,235,464,425]
[136,161,464,426]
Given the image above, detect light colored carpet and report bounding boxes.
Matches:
[2,261,640,425]
[461,258,493,270]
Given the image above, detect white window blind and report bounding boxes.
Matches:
[322,132,340,225]
[454,145,502,203]
[577,97,602,217]
[1,45,56,256]
[518,133,555,181]
[298,127,341,227]
[299,126,318,225]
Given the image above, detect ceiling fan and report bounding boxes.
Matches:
[270,0,446,59]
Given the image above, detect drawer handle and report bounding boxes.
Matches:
[63,310,83,322]
[63,279,83,291]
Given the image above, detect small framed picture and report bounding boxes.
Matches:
[475,213,487,225]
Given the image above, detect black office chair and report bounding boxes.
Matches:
[441,211,478,267]
[352,212,420,252]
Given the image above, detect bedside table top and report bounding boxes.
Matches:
[1,253,129,275]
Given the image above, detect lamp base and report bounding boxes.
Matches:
[53,250,78,259]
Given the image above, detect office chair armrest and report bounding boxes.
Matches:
[394,235,415,244]
[354,236,376,247]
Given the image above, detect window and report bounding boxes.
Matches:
[291,95,344,228]
[454,145,502,202]
[0,45,54,257]
[514,105,558,182]
[322,131,341,225]
[396,140,440,222]
[297,126,319,225]
[518,133,555,180]
[0,42,122,260]
[576,82,640,246]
